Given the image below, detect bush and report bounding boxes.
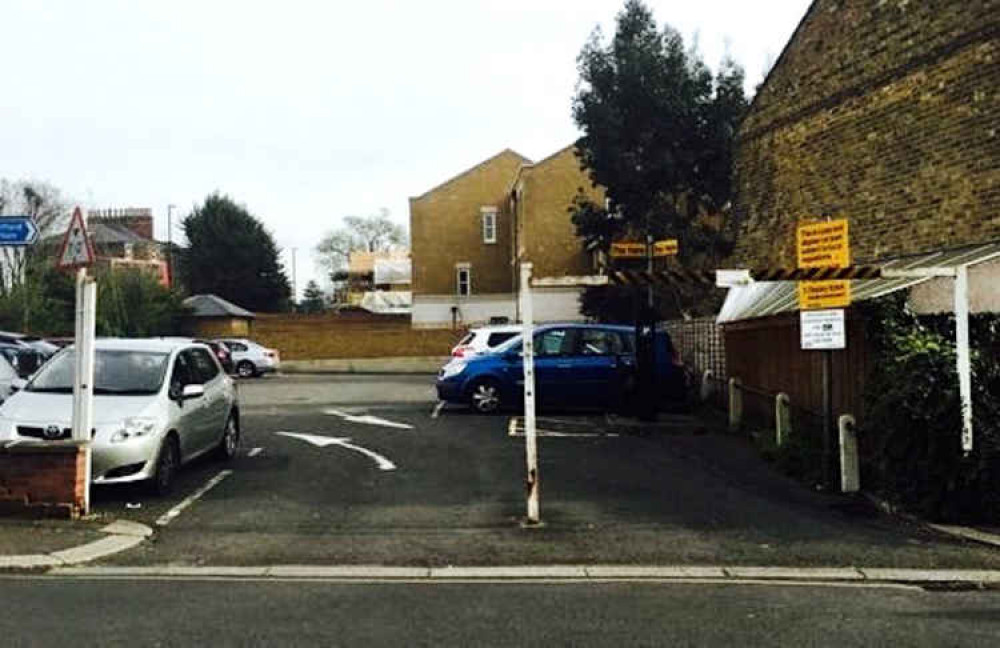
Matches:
[859,293,1000,522]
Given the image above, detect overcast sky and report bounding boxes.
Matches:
[0,0,810,298]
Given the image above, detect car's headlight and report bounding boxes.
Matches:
[441,362,466,379]
[110,417,161,443]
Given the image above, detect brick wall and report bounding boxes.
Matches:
[516,145,602,279]
[250,313,464,360]
[187,317,253,339]
[732,0,1000,267]
[0,441,88,518]
[410,149,530,296]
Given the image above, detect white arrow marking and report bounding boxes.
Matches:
[276,432,397,471]
[324,408,413,430]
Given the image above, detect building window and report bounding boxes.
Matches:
[456,264,471,296]
[481,207,497,244]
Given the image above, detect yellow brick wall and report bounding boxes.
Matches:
[410,149,530,296]
[517,146,603,278]
[186,318,252,339]
[732,0,1000,267]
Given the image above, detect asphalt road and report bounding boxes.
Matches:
[91,373,1000,568]
[3,576,1000,646]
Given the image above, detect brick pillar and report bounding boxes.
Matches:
[0,441,89,518]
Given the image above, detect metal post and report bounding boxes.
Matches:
[167,204,176,289]
[700,369,714,402]
[72,269,96,515]
[955,265,973,453]
[822,350,833,489]
[519,262,539,525]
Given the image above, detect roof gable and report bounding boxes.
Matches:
[182,294,255,319]
[410,148,532,201]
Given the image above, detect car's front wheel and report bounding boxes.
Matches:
[215,414,240,461]
[469,378,503,414]
[150,436,179,496]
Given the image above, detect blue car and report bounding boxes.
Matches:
[436,323,682,414]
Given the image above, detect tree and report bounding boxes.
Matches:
[179,193,292,313]
[571,0,749,319]
[0,179,69,296]
[96,268,189,337]
[299,280,326,314]
[314,208,406,281]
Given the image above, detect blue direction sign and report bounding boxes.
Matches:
[0,216,39,246]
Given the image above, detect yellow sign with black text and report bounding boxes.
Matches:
[610,242,646,259]
[798,280,851,310]
[653,239,678,257]
[797,219,850,268]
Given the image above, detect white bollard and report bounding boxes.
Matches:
[839,414,859,493]
[700,370,714,402]
[728,377,742,432]
[775,393,791,447]
[519,263,539,525]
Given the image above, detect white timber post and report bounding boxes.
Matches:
[839,414,859,493]
[728,377,742,432]
[72,269,97,514]
[520,262,540,525]
[954,265,973,454]
[775,392,791,447]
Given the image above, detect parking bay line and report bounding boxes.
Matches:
[248,447,263,458]
[155,470,233,527]
[431,402,445,419]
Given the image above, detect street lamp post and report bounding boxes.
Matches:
[167,204,176,289]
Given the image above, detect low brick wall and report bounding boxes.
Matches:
[250,313,465,361]
[0,441,88,519]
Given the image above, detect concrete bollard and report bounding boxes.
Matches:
[700,370,714,402]
[728,377,742,432]
[775,393,791,447]
[839,414,859,493]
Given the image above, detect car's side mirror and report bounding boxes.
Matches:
[181,384,205,400]
[10,378,26,393]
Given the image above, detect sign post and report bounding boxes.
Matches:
[58,207,97,515]
[797,218,850,490]
[519,263,540,525]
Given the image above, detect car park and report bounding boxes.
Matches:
[0,338,240,495]
[436,323,682,414]
[450,324,523,359]
[215,338,280,378]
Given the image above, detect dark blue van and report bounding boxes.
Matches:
[435,323,682,413]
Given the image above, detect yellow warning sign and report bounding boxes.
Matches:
[653,239,678,257]
[610,242,646,259]
[798,280,851,310]
[797,219,850,269]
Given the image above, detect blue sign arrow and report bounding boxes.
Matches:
[0,216,39,246]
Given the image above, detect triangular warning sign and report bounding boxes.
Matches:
[57,206,96,269]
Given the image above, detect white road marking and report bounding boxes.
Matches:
[508,428,619,438]
[154,470,233,527]
[248,447,263,458]
[431,402,445,419]
[324,408,413,430]
[508,418,518,437]
[276,431,397,471]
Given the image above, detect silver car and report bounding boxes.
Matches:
[215,338,280,378]
[0,338,240,495]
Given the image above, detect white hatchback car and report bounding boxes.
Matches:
[0,338,240,495]
[215,338,280,378]
[450,325,522,359]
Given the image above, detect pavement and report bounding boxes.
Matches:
[3,372,1000,587]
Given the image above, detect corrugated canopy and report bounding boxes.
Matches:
[718,241,1000,323]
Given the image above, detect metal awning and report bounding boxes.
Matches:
[718,241,1000,324]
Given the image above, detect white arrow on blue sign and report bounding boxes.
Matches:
[0,216,39,246]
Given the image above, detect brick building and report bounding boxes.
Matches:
[732,0,999,267]
[718,0,1000,420]
[409,146,602,328]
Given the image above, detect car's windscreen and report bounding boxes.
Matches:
[27,350,170,395]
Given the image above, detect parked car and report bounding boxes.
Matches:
[436,323,682,414]
[195,339,235,375]
[0,331,58,359]
[0,338,240,495]
[215,338,281,378]
[0,343,44,379]
[0,352,21,404]
[450,324,523,359]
